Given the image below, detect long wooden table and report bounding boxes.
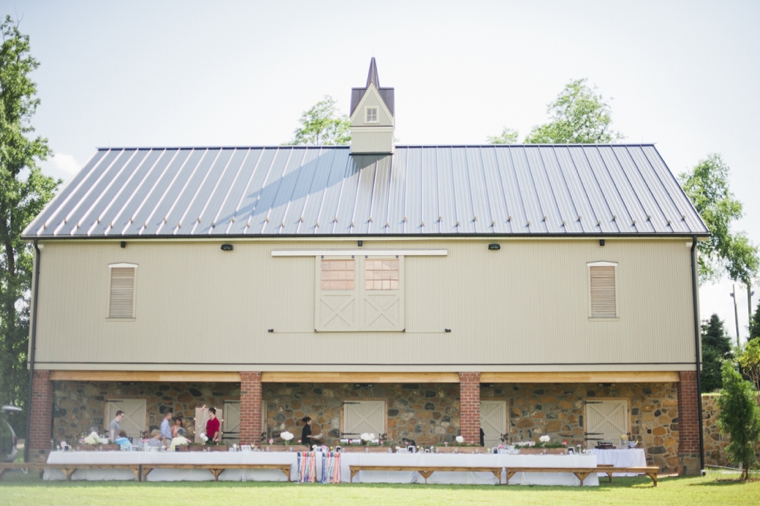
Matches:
[140,463,291,482]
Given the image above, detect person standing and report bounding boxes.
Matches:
[300,416,319,448]
[109,410,125,441]
[160,409,173,448]
[206,407,221,444]
[171,417,183,438]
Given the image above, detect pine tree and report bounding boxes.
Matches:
[700,315,733,392]
[750,301,760,343]
[717,361,760,480]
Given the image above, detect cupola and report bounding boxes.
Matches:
[349,58,395,154]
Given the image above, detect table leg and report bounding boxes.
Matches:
[279,466,291,482]
[506,471,517,485]
[141,467,153,482]
[418,470,434,484]
[490,469,501,485]
[573,471,590,486]
[350,468,359,483]
[130,466,141,482]
[648,472,658,487]
[210,469,223,481]
[62,468,75,482]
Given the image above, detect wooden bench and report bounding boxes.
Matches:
[0,463,47,480]
[0,463,141,481]
[349,465,502,484]
[595,464,660,486]
[505,467,599,486]
[140,463,292,482]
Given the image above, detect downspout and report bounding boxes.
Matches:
[24,240,42,463]
[690,236,705,471]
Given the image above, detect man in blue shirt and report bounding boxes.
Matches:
[160,409,173,448]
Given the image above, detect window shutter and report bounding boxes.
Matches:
[109,267,136,318]
[590,265,616,318]
[342,400,386,436]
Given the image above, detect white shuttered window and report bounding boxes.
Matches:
[108,263,137,319]
[588,262,617,319]
[316,256,404,332]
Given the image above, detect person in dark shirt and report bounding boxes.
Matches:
[300,416,316,448]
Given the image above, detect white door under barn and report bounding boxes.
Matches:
[481,400,507,447]
[342,400,386,437]
[105,399,146,438]
[585,399,629,449]
[222,402,240,443]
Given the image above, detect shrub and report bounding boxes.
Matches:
[717,361,760,480]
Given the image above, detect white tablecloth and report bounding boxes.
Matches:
[345,453,598,486]
[592,449,647,476]
[45,451,599,486]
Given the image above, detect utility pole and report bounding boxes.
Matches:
[730,284,740,347]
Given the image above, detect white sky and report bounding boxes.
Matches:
[9,0,760,342]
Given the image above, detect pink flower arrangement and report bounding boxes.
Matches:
[268,438,274,445]
[298,439,302,443]
[562,441,568,446]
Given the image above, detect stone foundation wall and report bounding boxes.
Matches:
[263,383,461,445]
[53,381,240,441]
[481,382,680,472]
[702,394,760,468]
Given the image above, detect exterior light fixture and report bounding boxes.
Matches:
[599,239,605,246]
[488,243,500,250]
[221,244,234,251]
[120,241,126,248]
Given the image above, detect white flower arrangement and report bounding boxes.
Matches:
[280,431,294,441]
[539,435,551,443]
[455,435,464,444]
[200,433,208,442]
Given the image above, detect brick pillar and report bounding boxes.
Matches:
[240,371,263,446]
[28,370,53,462]
[459,372,481,445]
[677,371,701,475]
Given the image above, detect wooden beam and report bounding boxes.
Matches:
[479,371,680,384]
[48,371,241,382]
[261,372,461,383]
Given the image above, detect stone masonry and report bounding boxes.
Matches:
[263,382,462,445]
[702,393,760,468]
[481,382,680,472]
[52,380,240,442]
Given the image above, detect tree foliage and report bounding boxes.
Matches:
[488,78,622,144]
[717,361,760,480]
[738,339,760,392]
[0,16,60,434]
[700,314,733,392]
[524,78,622,144]
[486,127,519,145]
[750,301,760,344]
[286,95,350,146]
[680,154,759,284]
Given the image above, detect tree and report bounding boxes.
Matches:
[700,314,733,392]
[738,339,760,391]
[486,127,519,145]
[524,78,622,144]
[750,301,760,344]
[0,17,60,436]
[717,361,760,480]
[285,95,350,146]
[680,154,759,284]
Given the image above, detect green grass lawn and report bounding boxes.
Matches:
[1,471,758,506]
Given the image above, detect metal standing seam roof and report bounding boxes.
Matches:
[22,144,709,239]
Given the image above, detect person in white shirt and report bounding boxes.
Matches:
[170,427,190,450]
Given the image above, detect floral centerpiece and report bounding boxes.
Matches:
[515,435,568,454]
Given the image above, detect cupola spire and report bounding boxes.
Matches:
[350,58,395,155]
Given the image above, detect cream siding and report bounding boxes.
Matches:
[33,238,696,371]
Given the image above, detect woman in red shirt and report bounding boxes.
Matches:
[206,407,221,444]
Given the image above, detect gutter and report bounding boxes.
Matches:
[24,240,42,463]
[690,236,705,471]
